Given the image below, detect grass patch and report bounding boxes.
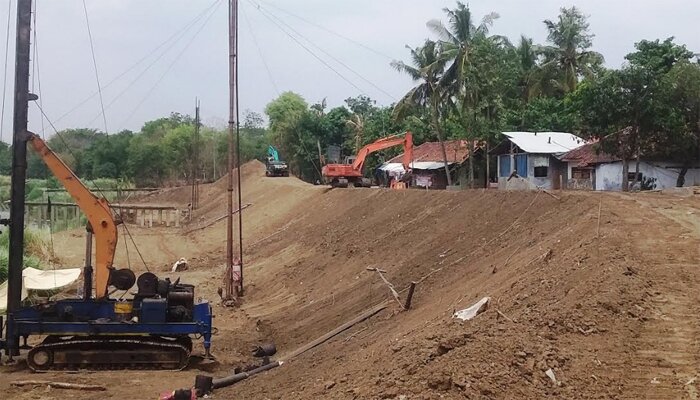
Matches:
[0,227,51,283]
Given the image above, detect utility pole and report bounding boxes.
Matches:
[6,0,33,359]
[223,0,242,303]
[190,99,200,212]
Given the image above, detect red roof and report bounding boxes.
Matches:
[388,140,474,164]
[559,141,619,167]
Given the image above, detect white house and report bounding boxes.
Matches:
[492,132,585,190]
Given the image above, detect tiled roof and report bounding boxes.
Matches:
[559,141,619,167]
[387,140,473,164]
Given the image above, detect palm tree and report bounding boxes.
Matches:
[540,7,604,93]
[345,114,364,153]
[427,2,502,187]
[391,40,452,185]
[427,2,500,89]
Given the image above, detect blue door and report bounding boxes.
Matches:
[499,155,511,177]
[515,154,528,177]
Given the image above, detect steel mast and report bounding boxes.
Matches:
[5,0,32,360]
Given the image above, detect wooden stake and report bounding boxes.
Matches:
[403,282,417,310]
[11,380,106,391]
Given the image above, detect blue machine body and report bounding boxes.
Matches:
[7,298,213,350]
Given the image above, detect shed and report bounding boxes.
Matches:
[492,132,585,190]
[379,140,473,189]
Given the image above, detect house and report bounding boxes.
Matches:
[561,142,700,191]
[379,140,475,189]
[492,132,585,190]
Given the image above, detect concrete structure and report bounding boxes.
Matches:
[493,132,585,190]
[561,142,700,191]
[595,161,700,191]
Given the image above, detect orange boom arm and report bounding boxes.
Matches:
[351,132,413,172]
[28,133,117,299]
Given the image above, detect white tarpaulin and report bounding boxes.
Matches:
[379,161,455,173]
[0,267,81,313]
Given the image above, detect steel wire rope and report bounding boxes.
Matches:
[257,0,394,61]
[85,0,222,128]
[247,1,366,95]
[32,101,150,272]
[52,0,221,126]
[251,1,396,101]
[240,3,279,96]
[118,0,223,129]
[82,0,108,134]
[30,0,45,138]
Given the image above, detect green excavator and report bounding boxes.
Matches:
[265,145,289,177]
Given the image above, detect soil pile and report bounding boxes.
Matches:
[2,162,699,399]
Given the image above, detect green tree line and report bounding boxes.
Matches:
[1,3,698,190]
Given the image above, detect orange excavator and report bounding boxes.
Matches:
[2,132,213,370]
[322,131,413,188]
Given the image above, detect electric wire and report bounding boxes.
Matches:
[251,0,397,101]
[85,0,222,128]
[248,3,364,95]
[240,3,279,96]
[52,0,221,126]
[0,0,12,143]
[257,0,394,61]
[118,0,223,129]
[82,0,108,134]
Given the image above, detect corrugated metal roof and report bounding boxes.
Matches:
[387,140,472,164]
[502,132,585,154]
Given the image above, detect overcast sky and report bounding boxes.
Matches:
[0,0,698,143]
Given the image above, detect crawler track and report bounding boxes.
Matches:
[27,335,193,371]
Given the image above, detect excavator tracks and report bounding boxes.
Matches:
[27,335,193,371]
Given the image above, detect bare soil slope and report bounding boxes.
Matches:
[2,161,699,400]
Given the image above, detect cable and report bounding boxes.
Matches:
[85,0,222,128]
[257,0,394,61]
[52,0,221,126]
[248,2,365,96]
[31,0,45,138]
[121,221,149,272]
[118,0,223,129]
[33,100,150,273]
[82,0,108,134]
[251,2,396,101]
[240,3,279,96]
[0,0,12,143]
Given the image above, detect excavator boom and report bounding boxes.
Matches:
[322,132,413,187]
[28,133,117,299]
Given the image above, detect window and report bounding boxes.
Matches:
[572,168,591,180]
[534,166,548,177]
[627,172,642,181]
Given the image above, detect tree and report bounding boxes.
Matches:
[428,2,511,186]
[660,61,700,185]
[625,38,694,74]
[392,40,452,185]
[541,7,603,93]
[0,142,10,175]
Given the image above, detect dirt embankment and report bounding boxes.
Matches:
[3,161,700,399]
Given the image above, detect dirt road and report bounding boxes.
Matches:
[2,161,699,399]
